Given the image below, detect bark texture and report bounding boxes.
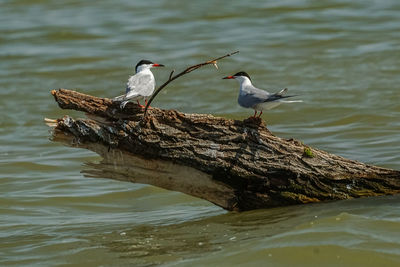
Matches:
[49,89,400,211]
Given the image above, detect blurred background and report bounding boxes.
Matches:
[1,0,400,266]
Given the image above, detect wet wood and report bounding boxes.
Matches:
[49,89,400,211]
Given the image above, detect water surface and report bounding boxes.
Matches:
[1,0,400,266]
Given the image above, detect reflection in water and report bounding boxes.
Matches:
[54,132,236,210]
[93,204,307,265]
[92,195,400,266]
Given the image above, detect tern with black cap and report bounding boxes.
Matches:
[223,71,302,118]
[114,59,165,108]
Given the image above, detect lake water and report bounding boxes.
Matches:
[1,0,400,266]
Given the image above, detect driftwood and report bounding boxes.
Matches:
[47,89,400,211]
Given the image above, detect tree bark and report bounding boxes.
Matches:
[48,89,400,211]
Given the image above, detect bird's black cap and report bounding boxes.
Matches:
[135,59,154,72]
[233,71,251,80]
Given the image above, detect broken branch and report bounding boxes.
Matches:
[143,51,239,118]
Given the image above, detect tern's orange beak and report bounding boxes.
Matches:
[152,63,165,67]
[222,75,234,79]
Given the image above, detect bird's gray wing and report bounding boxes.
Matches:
[240,87,297,108]
[125,73,154,98]
[239,87,271,108]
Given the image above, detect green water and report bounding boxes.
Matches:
[1,0,400,266]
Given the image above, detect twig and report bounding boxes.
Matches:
[142,51,239,118]
[168,70,175,80]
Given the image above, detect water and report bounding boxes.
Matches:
[1,0,400,265]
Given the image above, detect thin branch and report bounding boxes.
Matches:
[168,70,175,80]
[142,51,239,118]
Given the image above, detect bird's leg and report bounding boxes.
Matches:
[145,99,152,109]
[246,110,258,120]
[257,111,263,118]
[136,100,145,108]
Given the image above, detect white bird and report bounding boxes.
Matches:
[114,59,164,108]
[223,71,302,118]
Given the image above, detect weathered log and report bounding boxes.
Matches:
[48,89,400,211]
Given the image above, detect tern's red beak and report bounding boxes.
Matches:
[152,63,165,67]
[222,75,235,79]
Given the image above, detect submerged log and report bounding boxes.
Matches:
[48,89,400,211]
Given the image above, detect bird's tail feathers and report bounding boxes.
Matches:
[113,94,126,101]
[120,100,129,109]
[113,94,130,109]
[276,88,302,100]
[282,94,300,98]
[276,88,288,96]
[280,100,303,103]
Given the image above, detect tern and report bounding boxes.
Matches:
[223,71,302,118]
[114,59,164,108]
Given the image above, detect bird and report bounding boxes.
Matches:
[114,59,165,109]
[223,71,302,118]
